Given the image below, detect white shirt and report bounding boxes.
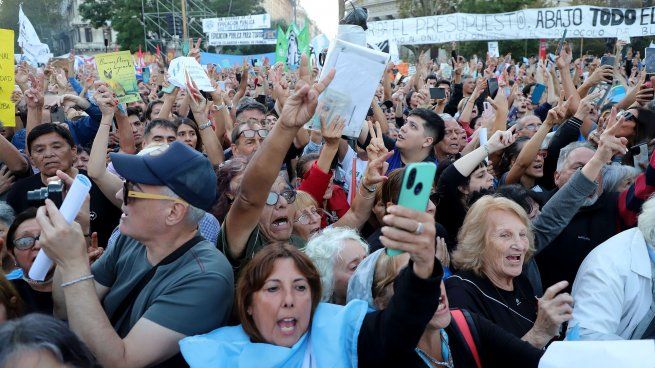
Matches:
[568,227,654,340]
[339,146,367,204]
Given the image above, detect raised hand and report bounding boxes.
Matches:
[380,205,436,279]
[556,42,573,69]
[320,112,345,147]
[0,166,15,194]
[366,120,388,162]
[595,107,628,163]
[279,54,335,130]
[24,74,44,109]
[486,129,516,153]
[533,281,574,340]
[185,70,207,117]
[187,37,202,62]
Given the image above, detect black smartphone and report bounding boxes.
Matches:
[451,50,458,60]
[430,87,446,100]
[556,29,567,55]
[600,56,616,66]
[487,78,499,98]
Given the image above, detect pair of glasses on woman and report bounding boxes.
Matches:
[266,189,296,206]
[294,207,321,225]
[13,235,39,251]
[123,181,188,206]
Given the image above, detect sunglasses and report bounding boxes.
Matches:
[266,189,296,206]
[123,181,188,206]
[14,236,39,251]
[237,129,269,139]
[623,111,637,122]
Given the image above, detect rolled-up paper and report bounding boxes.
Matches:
[29,174,93,281]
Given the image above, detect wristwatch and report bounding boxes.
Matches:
[213,103,226,111]
[199,121,213,130]
[362,181,377,193]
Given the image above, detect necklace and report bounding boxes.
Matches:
[416,329,454,368]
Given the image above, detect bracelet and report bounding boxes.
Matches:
[358,184,376,200]
[199,121,213,130]
[362,181,377,193]
[61,274,94,288]
[213,103,226,111]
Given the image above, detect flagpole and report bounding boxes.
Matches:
[181,0,188,40]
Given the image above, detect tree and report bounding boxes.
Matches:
[0,0,70,55]
[79,0,265,52]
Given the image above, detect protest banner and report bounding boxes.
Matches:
[168,57,215,92]
[95,51,140,104]
[199,52,275,67]
[275,24,310,70]
[0,29,15,127]
[366,5,655,45]
[207,29,277,46]
[203,14,271,32]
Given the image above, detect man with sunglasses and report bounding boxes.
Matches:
[39,141,234,368]
[229,120,269,159]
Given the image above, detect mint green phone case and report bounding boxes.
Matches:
[387,162,437,256]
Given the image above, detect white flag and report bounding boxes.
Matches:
[18,4,52,65]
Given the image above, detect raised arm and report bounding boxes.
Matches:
[224,56,334,260]
[186,76,224,166]
[0,133,28,173]
[556,43,581,117]
[87,86,124,208]
[505,102,564,185]
[453,130,515,177]
[157,86,178,120]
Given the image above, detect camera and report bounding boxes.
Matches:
[27,180,64,208]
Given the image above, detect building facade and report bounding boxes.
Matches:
[261,0,320,36]
[351,0,399,21]
[62,0,118,54]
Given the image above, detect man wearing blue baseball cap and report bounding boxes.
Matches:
[38,141,234,368]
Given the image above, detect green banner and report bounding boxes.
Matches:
[275,24,311,70]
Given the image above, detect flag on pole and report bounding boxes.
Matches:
[18,4,52,66]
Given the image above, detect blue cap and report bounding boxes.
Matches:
[110,141,217,211]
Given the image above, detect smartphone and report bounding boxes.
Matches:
[161,84,176,94]
[645,47,655,73]
[556,29,567,55]
[451,49,458,61]
[430,87,446,100]
[600,56,616,66]
[50,105,66,123]
[487,78,499,98]
[531,83,546,105]
[388,162,437,256]
[142,67,151,84]
[632,143,649,170]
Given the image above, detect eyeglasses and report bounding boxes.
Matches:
[623,111,637,122]
[238,129,269,140]
[295,207,321,225]
[14,236,39,251]
[266,189,296,206]
[123,181,189,206]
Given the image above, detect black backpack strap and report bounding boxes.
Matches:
[108,235,205,336]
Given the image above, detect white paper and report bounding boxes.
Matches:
[539,340,655,368]
[29,175,93,281]
[168,57,215,92]
[488,42,500,58]
[308,39,389,138]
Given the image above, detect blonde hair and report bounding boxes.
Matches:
[294,190,318,213]
[372,252,410,309]
[452,196,535,276]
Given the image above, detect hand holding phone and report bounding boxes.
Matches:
[388,163,437,256]
[429,87,446,100]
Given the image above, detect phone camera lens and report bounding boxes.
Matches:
[407,169,416,189]
[414,182,423,195]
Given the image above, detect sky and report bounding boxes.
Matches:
[299,0,338,38]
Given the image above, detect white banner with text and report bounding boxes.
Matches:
[367,6,655,45]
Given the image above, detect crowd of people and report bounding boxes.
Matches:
[1,8,655,367]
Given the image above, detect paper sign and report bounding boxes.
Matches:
[207,29,277,46]
[95,51,140,104]
[488,41,500,58]
[539,340,655,368]
[168,57,215,92]
[308,39,389,138]
[0,29,15,127]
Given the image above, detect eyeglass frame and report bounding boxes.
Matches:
[13,235,40,251]
[123,181,189,206]
[237,128,269,140]
[294,206,321,225]
[266,189,296,206]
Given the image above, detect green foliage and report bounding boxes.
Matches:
[79,0,265,52]
[0,0,69,54]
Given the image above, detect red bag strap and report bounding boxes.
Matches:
[451,309,482,368]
